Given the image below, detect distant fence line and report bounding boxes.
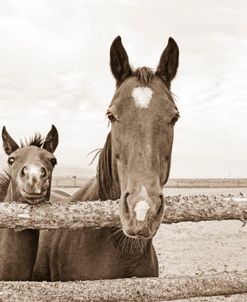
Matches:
[52,177,247,188]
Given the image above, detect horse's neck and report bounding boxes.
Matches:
[0,187,7,202]
[3,182,12,202]
[69,158,120,203]
[4,181,21,202]
[0,175,10,202]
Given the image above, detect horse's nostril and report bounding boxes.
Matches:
[41,167,47,178]
[123,192,130,214]
[21,166,27,177]
[157,194,165,216]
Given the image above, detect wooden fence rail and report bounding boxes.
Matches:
[0,195,247,229]
[1,196,247,301]
[1,272,247,301]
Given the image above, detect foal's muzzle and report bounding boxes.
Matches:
[18,164,50,204]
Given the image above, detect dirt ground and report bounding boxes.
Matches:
[58,187,247,301]
[152,188,247,301]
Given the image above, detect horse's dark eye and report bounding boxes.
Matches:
[50,158,57,166]
[170,114,179,126]
[8,157,15,165]
[106,111,117,123]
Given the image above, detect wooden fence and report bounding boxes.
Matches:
[0,195,247,301]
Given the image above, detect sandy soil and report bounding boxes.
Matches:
[153,188,247,301]
[56,187,247,301]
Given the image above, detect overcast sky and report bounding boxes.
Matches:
[0,0,246,177]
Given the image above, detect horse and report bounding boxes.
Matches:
[33,36,180,281]
[0,125,59,281]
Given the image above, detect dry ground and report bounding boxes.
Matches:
[152,188,247,301]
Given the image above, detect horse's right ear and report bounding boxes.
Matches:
[43,125,59,153]
[2,126,20,155]
[110,36,132,86]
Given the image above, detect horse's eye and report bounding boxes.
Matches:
[8,157,15,165]
[170,114,179,126]
[50,158,57,167]
[106,111,117,123]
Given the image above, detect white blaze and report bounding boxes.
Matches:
[134,185,150,221]
[134,200,150,221]
[132,87,153,108]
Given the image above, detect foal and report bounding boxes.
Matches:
[0,125,58,280]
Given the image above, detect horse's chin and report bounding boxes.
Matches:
[20,190,47,205]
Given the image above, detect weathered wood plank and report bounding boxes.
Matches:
[0,273,247,301]
[0,195,246,229]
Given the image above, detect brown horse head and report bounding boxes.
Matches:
[108,36,179,239]
[1,125,58,204]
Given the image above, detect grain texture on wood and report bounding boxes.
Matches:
[0,273,247,302]
[0,195,246,230]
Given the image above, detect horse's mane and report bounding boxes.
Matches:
[20,133,44,148]
[133,67,154,84]
[0,170,11,201]
[97,132,120,201]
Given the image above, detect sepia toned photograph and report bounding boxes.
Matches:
[0,0,247,301]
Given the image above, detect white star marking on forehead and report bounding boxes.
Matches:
[132,86,153,109]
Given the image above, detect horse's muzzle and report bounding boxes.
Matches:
[120,189,165,239]
[20,190,47,204]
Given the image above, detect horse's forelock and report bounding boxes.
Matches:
[20,133,44,148]
[133,67,154,84]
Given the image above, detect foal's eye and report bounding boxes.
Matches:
[50,158,57,167]
[106,111,117,123]
[8,157,15,165]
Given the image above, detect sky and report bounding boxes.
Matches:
[0,0,246,178]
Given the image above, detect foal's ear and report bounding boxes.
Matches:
[2,126,19,155]
[43,125,59,153]
[110,36,132,86]
[156,37,179,88]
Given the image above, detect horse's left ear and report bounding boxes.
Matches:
[43,125,59,153]
[156,37,179,88]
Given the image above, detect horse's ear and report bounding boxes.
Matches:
[2,126,19,155]
[43,125,59,153]
[156,37,179,88]
[110,36,132,85]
